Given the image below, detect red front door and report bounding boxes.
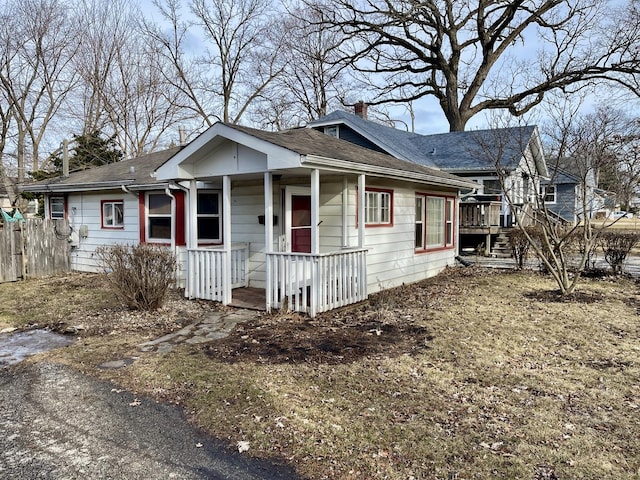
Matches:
[291,195,311,253]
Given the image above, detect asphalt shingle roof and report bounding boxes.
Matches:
[225,124,473,185]
[20,147,182,191]
[310,111,537,172]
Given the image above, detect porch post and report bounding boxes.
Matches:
[222,175,232,305]
[358,174,365,248]
[310,169,320,317]
[264,172,273,312]
[188,179,198,248]
[311,169,320,254]
[342,177,349,248]
[186,180,198,299]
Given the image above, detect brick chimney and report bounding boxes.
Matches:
[354,100,368,120]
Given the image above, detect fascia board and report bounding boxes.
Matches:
[19,180,169,194]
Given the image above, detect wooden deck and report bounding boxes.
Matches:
[230,287,266,310]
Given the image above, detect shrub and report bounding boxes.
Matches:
[600,231,640,274]
[509,228,531,270]
[96,243,177,310]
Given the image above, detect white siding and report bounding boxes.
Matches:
[338,177,458,294]
[228,182,280,289]
[66,191,141,273]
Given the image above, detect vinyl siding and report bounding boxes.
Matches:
[66,191,140,273]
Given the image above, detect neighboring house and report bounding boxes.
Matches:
[540,158,603,224]
[20,123,476,316]
[308,107,549,255]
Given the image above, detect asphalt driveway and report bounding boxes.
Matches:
[0,362,300,480]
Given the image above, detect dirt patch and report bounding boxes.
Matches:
[205,314,433,365]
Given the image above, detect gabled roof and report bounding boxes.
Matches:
[308,111,546,175]
[156,122,477,189]
[20,147,182,193]
[309,110,438,167]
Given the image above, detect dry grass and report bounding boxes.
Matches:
[3,269,640,479]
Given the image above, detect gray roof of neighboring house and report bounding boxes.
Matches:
[309,110,538,173]
[19,147,183,193]
[542,167,580,185]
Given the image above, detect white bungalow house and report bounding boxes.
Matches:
[21,123,476,316]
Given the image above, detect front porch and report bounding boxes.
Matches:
[185,244,368,317]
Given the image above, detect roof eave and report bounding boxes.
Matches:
[19,179,169,194]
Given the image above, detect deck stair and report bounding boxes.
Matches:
[491,231,512,258]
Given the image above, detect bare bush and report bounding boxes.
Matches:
[600,232,640,275]
[509,228,531,270]
[96,243,177,310]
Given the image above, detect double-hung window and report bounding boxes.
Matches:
[102,200,124,228]
[50,196,65,219]
[197,191,221,243]
[415,194,455,251]
[364,188,392,226]
[540,185,556,204]
[147,193,172,241]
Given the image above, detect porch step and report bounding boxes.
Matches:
[490,232,512,258]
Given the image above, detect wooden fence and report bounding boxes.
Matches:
[0,218,70,283]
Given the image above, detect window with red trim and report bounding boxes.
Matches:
[415,194,455,251]
[101,200,124,229]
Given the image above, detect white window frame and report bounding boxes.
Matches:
[50,196,65,219]
[415,193,455,251]
[101,200,124,229]
[364,189,392,226]
[146,192,172,242]
[445,197,455,247]
[325,125,339,138]
[415,196,424,249]
[197,190,222,243]
[540,185,556,204]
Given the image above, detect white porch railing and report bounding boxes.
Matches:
[266,248,367,317]
[186,243,249,301]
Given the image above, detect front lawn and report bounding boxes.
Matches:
[2,268,640,479]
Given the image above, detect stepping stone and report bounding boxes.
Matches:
[99,358,135,369]
[157,344,174,354]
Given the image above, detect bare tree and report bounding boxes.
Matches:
[101,32,195,157]
[190,0,283,124]
[147,0,284,127]
[0,0,80,181]
[251,3,354,128]
[0,13,18,203]
[70,0,134,136]
[317,0,640,132]
[477,102,632,295]
[599,118,640,210]
[144,0,215,131]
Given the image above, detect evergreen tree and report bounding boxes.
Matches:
[31,131,124,180]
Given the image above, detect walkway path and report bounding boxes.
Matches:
[137,309,259,354]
